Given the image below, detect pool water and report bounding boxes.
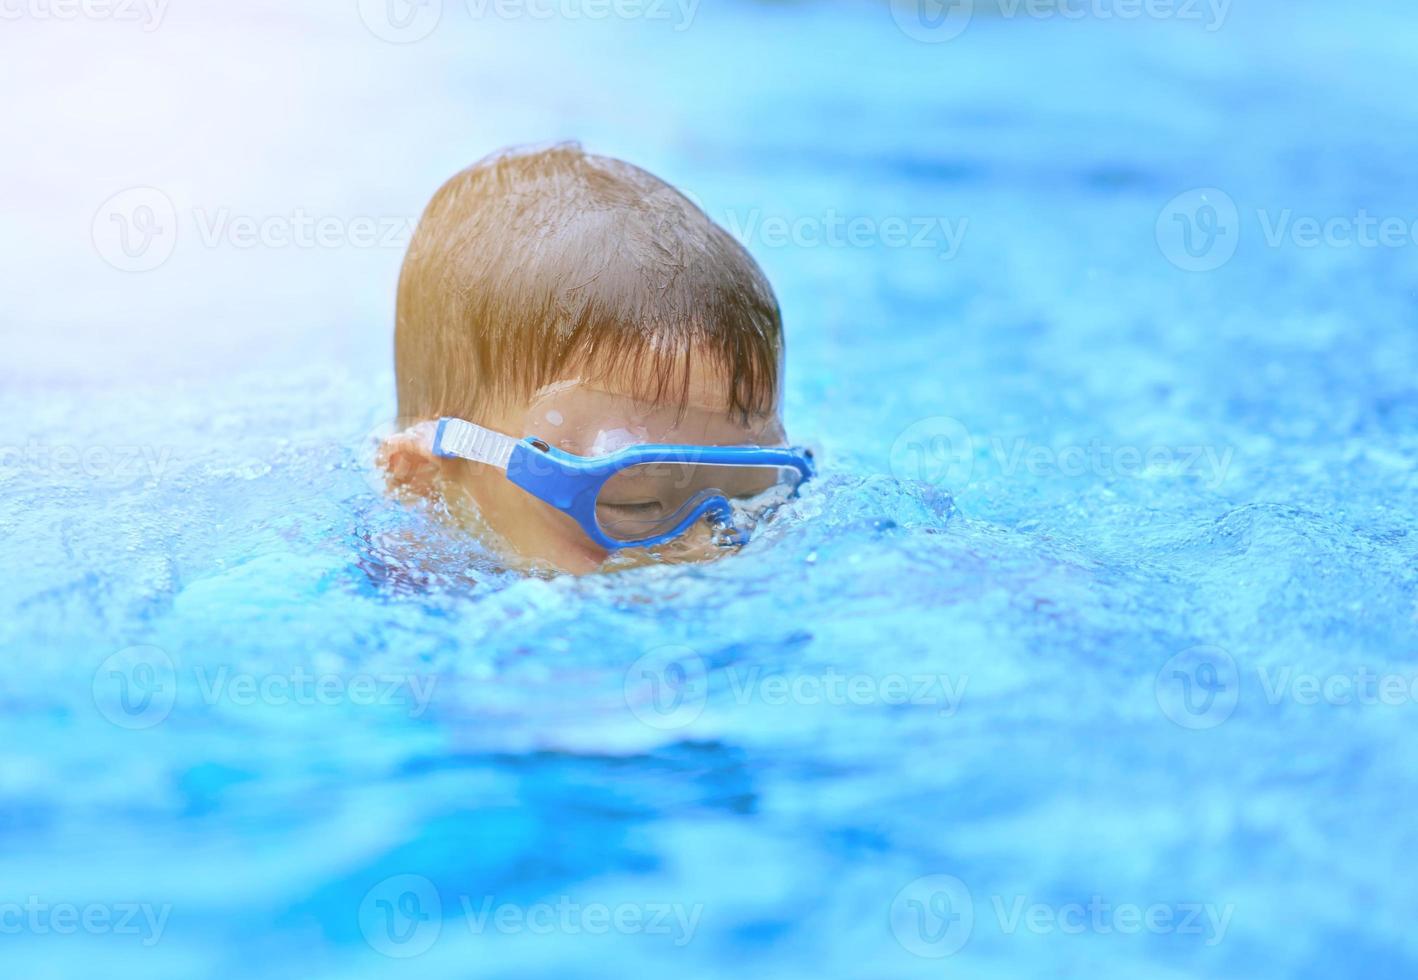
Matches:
[3,1,1417,977]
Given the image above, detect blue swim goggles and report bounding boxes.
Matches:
[432,418,815,550]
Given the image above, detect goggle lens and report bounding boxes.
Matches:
[594,462,805,544]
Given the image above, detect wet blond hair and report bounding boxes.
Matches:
[395,143,783,424]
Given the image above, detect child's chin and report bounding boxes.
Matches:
[453,520,734,577]
[500,543,607,577]
[598,538,735,573]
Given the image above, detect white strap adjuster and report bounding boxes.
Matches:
[434,418,517,469]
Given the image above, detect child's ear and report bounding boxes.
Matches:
[378,420,442,496]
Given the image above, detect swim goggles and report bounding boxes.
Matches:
[432,417,815,549]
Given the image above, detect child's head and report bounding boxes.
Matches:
[384,144,788,573]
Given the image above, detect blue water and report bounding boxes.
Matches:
[4,1,1418,976]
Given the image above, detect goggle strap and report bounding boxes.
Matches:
[433,418,516,469]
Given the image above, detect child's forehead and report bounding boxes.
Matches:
[529,376,728,417]
[521,378,782,451]
[541,349,764,417]
[573,343,776,410]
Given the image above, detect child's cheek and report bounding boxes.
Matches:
[516,492,608,573]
